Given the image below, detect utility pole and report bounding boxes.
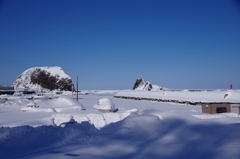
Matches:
[71,81,73,99]
[77,76,78,101]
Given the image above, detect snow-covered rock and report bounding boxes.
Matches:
[93,98,116,112]
[133,76,163,91]
[13,66,73,91]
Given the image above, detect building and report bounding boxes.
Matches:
[201,103,240,114]
[0,86,14,95]
[0,86,35,95]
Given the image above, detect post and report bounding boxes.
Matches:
[77,76,78,101]
[71,82,73,99]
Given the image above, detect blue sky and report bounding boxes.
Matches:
[0,0,240,90]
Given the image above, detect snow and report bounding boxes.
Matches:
[42,66,70,79]
[93,98,116,112]
[115,89,240,103]
[0,91,240,158]
[25,66,70,79]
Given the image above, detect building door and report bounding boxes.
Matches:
[231,105,240,114]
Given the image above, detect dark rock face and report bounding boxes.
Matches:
[132,76,165,91]
[133,76,153,91]
[133,76,145,90]
[146,83,152,91]
[30,69,73,91]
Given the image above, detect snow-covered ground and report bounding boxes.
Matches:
[115,89,240,103]
[0,91,240,159]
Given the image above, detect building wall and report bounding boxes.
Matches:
[202,103,231,114]
[202,104,212,113]
[211,104,231,113]
[0,86,14,90]
[231,104,240,115]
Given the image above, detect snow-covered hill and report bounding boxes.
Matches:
[133,76,163,91]
[13,66,72,91]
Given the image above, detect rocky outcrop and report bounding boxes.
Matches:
[13,66,73,91]
[133,76,162,91]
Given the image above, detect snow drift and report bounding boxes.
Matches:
[0,110,239,159]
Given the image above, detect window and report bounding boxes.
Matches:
[216,107,227,113]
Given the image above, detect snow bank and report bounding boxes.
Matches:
[52,114,73,126]
[1,111,240,159]
[115,90,240,103]
[193,113,240,119]
[52,95,85,110]
[83,90,121,95]
[51,112,135,129]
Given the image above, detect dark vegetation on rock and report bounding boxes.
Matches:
[30,69,73,91]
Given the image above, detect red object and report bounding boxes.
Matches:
[230,84,232,89]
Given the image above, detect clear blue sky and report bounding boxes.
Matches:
[0,0,240,90]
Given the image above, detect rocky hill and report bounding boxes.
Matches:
[13,66,73,91]
[133,76,163,91]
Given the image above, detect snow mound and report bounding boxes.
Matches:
[52,96,85,110]
[93,98,116,112]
